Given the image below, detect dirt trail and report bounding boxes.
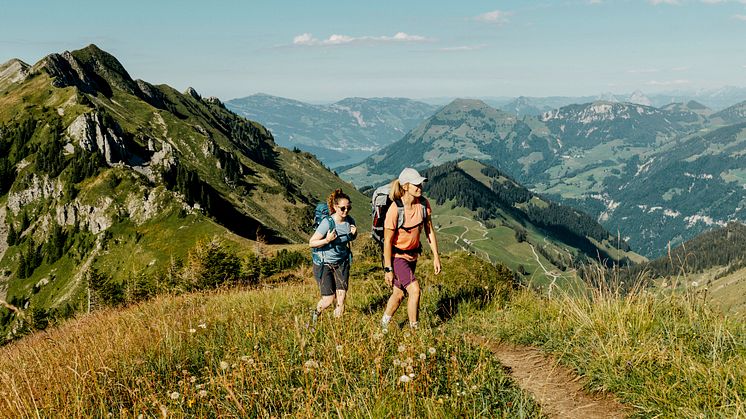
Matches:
[470,336,631,419]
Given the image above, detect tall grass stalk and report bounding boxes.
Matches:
[470,264,746,417]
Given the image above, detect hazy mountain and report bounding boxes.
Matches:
[0,44,369,339]
[423,160,641,274]
[225,94,437,168]
[711,100,746,125]
[341,97,744,258]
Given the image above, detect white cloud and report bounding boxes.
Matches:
[733,14,746,21]
[649,0,681,4]
[701,0,726,4]
[474,10,512,25]
[646,79,692,86]
[671,66,690,71]
[587,0,603,4]
[292,32,431,47]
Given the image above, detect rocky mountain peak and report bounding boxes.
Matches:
[0,58,30,89]
[185,87,202,100]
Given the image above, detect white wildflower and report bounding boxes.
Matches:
[398,345,406,353]
[169,391,180,400]
[198,390,207,398]
[419,353,426,360]
[399,375,411,383]
[188,328,196,333]
[336,344,343,352]
[428,347,436,355]
[393,359,401,366]
[198,323,207,329]
[220,361,229,370]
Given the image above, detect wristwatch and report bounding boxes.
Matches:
[383,266,393,273]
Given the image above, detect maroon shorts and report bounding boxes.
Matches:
[392,257,417,290]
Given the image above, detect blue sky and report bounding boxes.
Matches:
[1,0,746,102]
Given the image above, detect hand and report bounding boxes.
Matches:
[385,271,394,287]
[433,256,441,275]
[350,225,357,235]
[325,229,337,243]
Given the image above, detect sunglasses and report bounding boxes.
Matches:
[337,205,351,212]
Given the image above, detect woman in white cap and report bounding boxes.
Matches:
[381,167,441,330]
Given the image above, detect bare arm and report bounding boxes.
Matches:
[383,228,394,286]
[426,214,441,275]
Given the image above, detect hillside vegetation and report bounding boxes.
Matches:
[2,245,745,417]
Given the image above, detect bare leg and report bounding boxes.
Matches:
[334,290,347,317]
[316,295,335,314]
[405,281,420,327]
[384,286,405,317]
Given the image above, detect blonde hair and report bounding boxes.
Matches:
[388,179,406,201]
[327,189,351,214]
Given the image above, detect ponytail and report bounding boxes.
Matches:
[327,188,351,214]
[389,179,405,201]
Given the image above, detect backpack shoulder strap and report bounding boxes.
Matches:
[394,199,405,229]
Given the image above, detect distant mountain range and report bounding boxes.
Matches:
[341,98,746,258]
[225,94,438,167]
[423,160,642,279]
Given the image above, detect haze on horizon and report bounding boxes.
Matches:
[2,0,746,103]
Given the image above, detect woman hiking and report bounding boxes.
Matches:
[309,189,357,322]
[381,168,441,330]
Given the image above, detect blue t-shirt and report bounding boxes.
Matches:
[313,215,356,264]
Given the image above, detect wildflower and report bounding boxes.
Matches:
[304,360,319,369]
[398,344,406,353]
[382,328,389,335]
[241,356,255,365]
[189,376,197,383]
[198,323,207,329]
[220,361,229,370]
[195,384,203,390]
[169,391,180,400]
[419,353,426,360]
[393,359,401,366]
[403,331,411,338]
[692,281,699,287]
[428,347,436,355]
[187,398,195,408]
[399,375,411,383]
[198,390,208,398]
[406,365,414,374]
[408,373,415,378]
[405,357,413,365]
[336,344,343,352]
[188,328,196,333]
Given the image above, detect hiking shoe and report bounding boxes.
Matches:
[409,321,419,330]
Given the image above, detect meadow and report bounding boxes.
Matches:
[2,241,746,417]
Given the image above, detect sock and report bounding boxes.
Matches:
[381,314,392,325]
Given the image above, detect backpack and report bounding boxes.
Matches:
[370,184,428,246]
[311,202,335,265]
[312,202,331,230]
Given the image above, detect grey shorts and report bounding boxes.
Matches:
[313,258,350,296]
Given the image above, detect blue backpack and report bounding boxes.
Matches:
[311,202,335,265]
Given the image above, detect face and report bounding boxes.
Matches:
[404,183,422,197]
[334,199,351,215]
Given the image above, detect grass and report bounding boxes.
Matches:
[455,270,746,418]
[0,252,543,418]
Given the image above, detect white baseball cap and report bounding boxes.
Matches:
[398,167,427,185]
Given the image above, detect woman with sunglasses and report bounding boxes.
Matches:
[309,189,357,321]
[381,168,441,330]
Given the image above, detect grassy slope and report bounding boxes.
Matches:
[0,252,543,417]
